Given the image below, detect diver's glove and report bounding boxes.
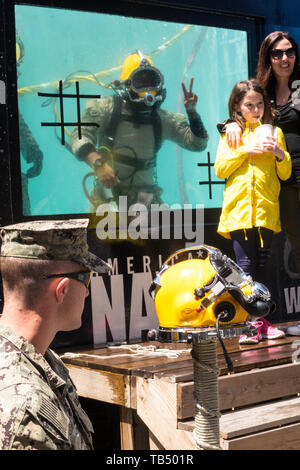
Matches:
[188,111,208,139]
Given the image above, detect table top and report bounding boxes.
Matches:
[59,324,297,382]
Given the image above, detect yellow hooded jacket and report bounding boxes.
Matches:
[214,122,291,239]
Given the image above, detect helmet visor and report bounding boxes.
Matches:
[130,67,163,93]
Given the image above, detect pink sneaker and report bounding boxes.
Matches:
[259,317,285,339]
[239,321,263,344]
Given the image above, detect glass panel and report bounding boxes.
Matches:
[15,5,248,216]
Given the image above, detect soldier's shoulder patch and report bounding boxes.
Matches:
[38,395,69,440]
[26,393,69,441]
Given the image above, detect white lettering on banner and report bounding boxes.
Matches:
[106,254,164,276]
[107,258,119,275]
[158,254,163,270]
[91,274,126,345]
[143,256,151,273]
[91,271,159,345]
[90,251,203,344]
[284,287,300,314]
[127,256,134,275]
[129,272,159,341]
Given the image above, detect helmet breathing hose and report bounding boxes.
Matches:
[191,339,222,450]
[216,313,234,373]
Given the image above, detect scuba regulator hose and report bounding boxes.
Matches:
[82,172,99,208]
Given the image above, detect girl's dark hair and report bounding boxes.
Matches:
[228,78,275,129]
[256,31,300,99]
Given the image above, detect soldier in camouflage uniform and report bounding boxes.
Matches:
[0,219,111,450]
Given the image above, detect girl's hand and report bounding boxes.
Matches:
[262,136,285,161]
[225,122,242,149]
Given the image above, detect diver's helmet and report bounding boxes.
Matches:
[118,50,166,108]
[149,245,275,343]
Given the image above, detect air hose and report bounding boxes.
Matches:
[191,311,236,450]
[191,338,222,450]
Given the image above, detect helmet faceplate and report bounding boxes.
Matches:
[119,50,165,107]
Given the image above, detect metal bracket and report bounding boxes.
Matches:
[148,322,256,344]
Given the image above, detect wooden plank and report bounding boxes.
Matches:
[136,342,294,379]
[136,377,195,450]
[119,406,151,450]
[154,367,194,383]
[60,336,295,379]
[66,364,131,407]
[177,362,300,419]
[222,422,300,450]
[218,343,294,374]
[62,348,192,376]
[218,334,294,354]
[135,361,192,380]
[220,397,300,439]
[219,362,300,411]
[178,419,300,450]
[130,376,137,409]
[131,410,150,450]
[177,419,194,432]
[120,407,135,450]
[149,343,294,382]
[133,341,294,381]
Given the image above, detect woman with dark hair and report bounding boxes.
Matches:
[256,31,300,101]
[224,31,300,277]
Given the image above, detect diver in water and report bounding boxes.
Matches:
[70,50,208,209]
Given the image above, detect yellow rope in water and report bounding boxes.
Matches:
[17,24,194,96]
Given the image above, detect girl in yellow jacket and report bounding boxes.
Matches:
[215,79,291,307]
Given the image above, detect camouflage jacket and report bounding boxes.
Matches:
[0,325,94,450]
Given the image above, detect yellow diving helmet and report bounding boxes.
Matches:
[119,50,165,107]
[149,245,275,343]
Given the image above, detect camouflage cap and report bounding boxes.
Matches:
[0,219,111,274]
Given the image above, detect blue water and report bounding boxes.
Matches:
[15,4,248,216]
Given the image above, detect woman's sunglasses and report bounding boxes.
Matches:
[43,270,92,288]
[270,48,296,60]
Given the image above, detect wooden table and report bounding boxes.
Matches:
[60,326,300,450]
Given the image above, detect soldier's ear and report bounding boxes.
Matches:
[54,278,70,304]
